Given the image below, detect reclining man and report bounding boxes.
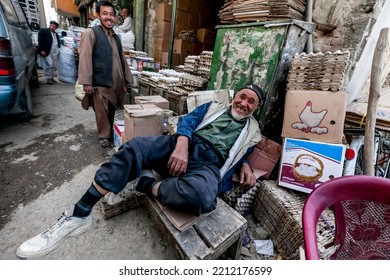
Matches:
[16,84,265,259]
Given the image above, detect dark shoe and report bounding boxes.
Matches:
[99,138,111,147]
[135,173,156,196]
[47,79,53,85]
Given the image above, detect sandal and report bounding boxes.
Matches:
[99,138,111,147]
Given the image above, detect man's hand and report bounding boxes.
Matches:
[168,136,189,177]
[83,85,95,95]
[240,162,257,189]
[40,51,46,57]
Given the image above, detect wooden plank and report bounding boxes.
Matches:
[194,201,247,259]
[144,196,211,259]
[144,196,247,260]
[194,202,246,249]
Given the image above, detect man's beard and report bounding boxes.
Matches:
[230,107,253,120]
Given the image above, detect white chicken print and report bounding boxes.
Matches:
[292,101,328,134]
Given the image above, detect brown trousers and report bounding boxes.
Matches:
[91,91,116,139]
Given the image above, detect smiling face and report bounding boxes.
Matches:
[97,5,116,29]
[231,88,260,119]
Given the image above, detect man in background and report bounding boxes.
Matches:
[37,21,61,85]
[78,1,133,147]
[118,7,133,33]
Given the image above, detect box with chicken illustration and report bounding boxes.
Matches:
[278,138,345,193]
[281,90,348,143]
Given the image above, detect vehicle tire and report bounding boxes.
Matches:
[30,65,40,88]
[20,79,33,121]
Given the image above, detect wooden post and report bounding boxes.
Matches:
[364,28,389,175]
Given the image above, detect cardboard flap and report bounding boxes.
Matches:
[124,104,163,117]
[155,198,222,232]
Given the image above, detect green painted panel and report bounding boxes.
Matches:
[208,24,288,94]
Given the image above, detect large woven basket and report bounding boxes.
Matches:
[253,180,335,259]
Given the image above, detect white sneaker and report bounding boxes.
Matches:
[105,170,155,205]
[16,209,93,259]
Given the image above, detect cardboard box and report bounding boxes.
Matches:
[198,0,211,28]
[156,20,171,38]
[174,24,186,38]
[176,10,189,27]
[278,137,346,193]
[123,104,163,140]
[113,120,125,148]
[154,48,162,62]
[161,52,181,68]
[247,137,282,179]
[189,0,201,15]
[134,95,169,110]
[196,28,215,45]
[281,90,348,144]
[173,39,193,56]
[233,136,282,182]
[187,14,199,29]
[155,36,170,52]
[121,132,129,146]
[192,42,204,55]
[156,3,172,22]
[177,0,190,12]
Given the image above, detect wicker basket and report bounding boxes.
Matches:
[252,180,335,259]
[292,154,324,183]
[100,192,144,219]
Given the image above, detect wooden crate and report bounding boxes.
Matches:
[144,196,247,260]
[167,90,188,115]
[129,87,141,104]
[150,85,165,97]
[138,80,150,96]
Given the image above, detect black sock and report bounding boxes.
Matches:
[73,184,104,217]
[135,176,156,196]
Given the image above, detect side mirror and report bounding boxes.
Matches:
[31,22,40,31]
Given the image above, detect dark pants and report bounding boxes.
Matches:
[94,134,223,215]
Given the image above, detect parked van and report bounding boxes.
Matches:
[0,0,40,121]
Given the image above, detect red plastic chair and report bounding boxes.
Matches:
[302,175,390,260]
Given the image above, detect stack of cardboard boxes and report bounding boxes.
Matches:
[113,97,170,148]
[155,0,216,68]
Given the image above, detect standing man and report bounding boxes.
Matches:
[78,1,133,147]
[37,20,60,85]
[118,7,133,33]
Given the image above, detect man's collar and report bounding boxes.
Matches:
[99,24,115,36]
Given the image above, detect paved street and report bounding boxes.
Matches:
[0,71,175,259]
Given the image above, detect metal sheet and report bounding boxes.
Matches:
[207,20,315,141]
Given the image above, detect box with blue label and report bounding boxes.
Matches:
[278,137,346,193]
[113,120,125,148]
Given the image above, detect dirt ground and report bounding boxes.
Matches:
[0,71,269,260]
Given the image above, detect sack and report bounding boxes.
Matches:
[75,79,86,101]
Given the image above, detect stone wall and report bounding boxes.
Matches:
[312,0,386,86]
